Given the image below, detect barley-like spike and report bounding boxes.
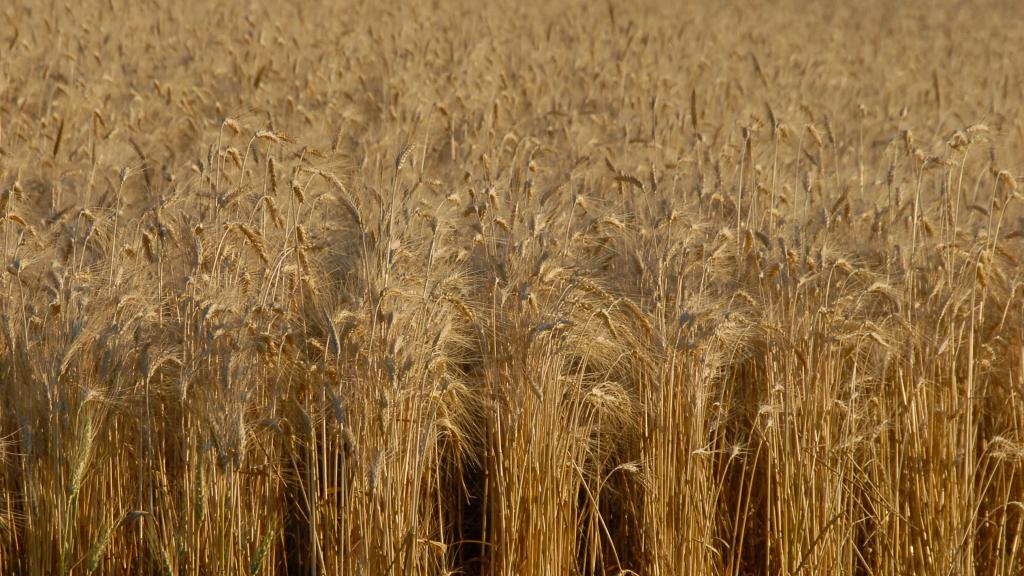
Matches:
[395,143,414,173]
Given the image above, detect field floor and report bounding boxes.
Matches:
[1,0,1024,574]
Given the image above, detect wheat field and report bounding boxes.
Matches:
[1,0,1023,574]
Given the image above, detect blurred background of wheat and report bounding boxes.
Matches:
[1,0,1023,574]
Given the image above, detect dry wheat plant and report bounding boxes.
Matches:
[0,0,1023,574]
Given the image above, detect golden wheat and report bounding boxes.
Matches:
[0,0,1022,575]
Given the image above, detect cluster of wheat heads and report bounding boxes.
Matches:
[1,0,1023,574]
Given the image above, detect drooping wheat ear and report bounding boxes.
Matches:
[331,126,344,154]
[297,247,310,274]
[368,451,383,497]
[255,130,282,144]
[225,147,243,170]
[445,294,475,321]
[597,216,626,231]
[806,124,824,148]
[976,256,989,289]
[341,427,357,459]
[597,308,619,338]
[576,277,614,302]
[777,122,793,141]
[997,170,1018,191]
[966,123,990,136]
[987,436,1024,462]
[260,196,284,228]
[315,169,344,193]
[902,129,915,153]
[223,118,241,135]
[620,298,654,336]
[5,213,27,228]
[268,157,279,195]
[292,181,305,204]
[823,116,836,145]
[234,223,269,264]
[142,231,157,263]
[395,143,414,173]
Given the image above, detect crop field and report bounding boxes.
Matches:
[1,0,1023,574]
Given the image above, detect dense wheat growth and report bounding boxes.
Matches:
[1,0,1023,574]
